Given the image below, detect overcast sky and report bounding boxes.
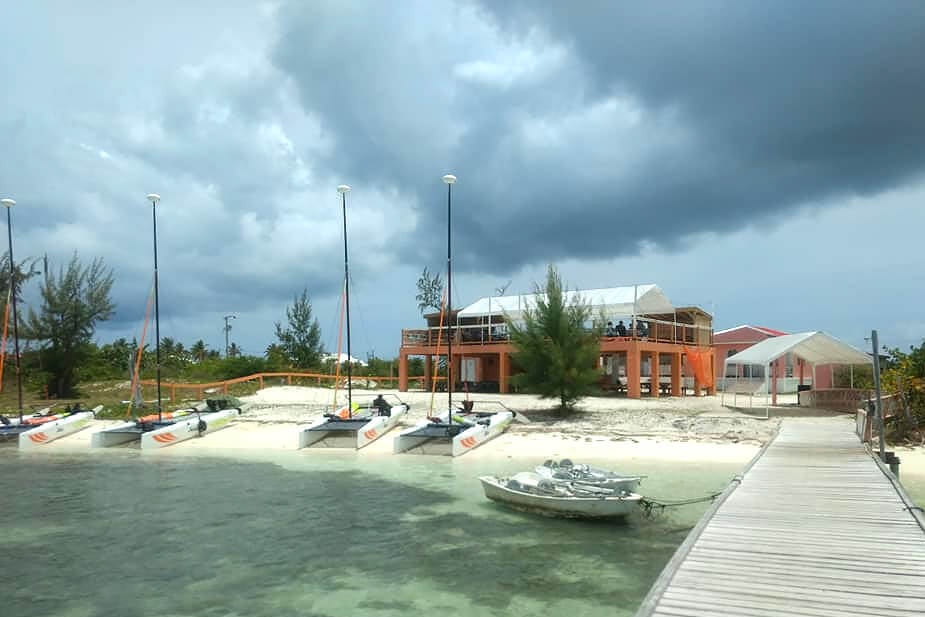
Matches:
[1,1,923,359]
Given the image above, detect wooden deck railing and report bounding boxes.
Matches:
[138,371,433,401]
[402,320,711,348]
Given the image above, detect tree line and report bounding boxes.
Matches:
[1,254,433,400]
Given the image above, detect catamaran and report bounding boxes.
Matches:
[18,404,102,449]
[393,174,515,457]
[299,394,408,449]
[93,193,243,448]
[140,401,241,450]
[297,185,408,450]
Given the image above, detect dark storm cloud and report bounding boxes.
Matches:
[273,0,925,275]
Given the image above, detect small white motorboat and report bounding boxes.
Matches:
[535,459,643,493]
[18,405,102,449]
[480,472,641,519]
[298,394,409,449]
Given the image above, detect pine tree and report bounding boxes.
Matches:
[415,267,443,314]
[507,265,601,413]
[25,253,115,397]
[274,287,323,368]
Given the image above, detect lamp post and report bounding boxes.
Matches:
[146,193,163,422]
[442,174,456,416]
[223,314,236,357]
[337,184,353,416]
[0,198,22,421]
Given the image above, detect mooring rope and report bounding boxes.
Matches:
[639,476,743,518]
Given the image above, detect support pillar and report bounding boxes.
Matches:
[671,352,682,397]
[707,353,716,395]
[772,358,778,406]
[424,354,432,391]
[452,355,462,393]
[499,352,509,394]
[398,352,409,392]
[627,346,641,399]
[650,351,660,398]
[799,359,804,385]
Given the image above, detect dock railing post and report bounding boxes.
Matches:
[871,329,884,461]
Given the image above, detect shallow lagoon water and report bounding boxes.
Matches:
[0,447,744,617]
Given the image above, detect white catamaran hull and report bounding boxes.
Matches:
[3,407,53,426]
[91,409,197,448]
[393,411,514,456]
[297,405,409,449]
[140,409,240,450]
[91,420,141,447]
[18,408,101,449]
[480,476,641,518]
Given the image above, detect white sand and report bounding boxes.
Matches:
[31,385,775,464]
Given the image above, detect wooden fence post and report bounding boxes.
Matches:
[287,375,292,385]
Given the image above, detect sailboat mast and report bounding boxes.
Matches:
[442,174,456,416]
[146,194,162,422]
[337,185,352,417]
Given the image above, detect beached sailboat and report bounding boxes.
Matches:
[92,406,197,447]
[140,402,241,450]
[393,406,514,456]
[94,193,244,448]
[480,472,642,518]
[18,405,102,449]
[297,185,408,450]
[392,175,514,457]
[299,394,408,449]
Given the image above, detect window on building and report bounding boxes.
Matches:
[725,349,738,377]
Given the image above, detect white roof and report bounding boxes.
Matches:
[322,352,367,367]
[457,284,673,322]
[723,331,871,367]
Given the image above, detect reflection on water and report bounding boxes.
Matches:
[0,449,742,617]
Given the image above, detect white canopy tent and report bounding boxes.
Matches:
[722,331,871,414]
[457,284,674,323]
[723,331,870,369]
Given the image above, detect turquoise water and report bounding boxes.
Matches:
[0,448,742,617]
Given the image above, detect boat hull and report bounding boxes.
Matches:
[19,409,100,449]
[91,421,142,447]
[393,411,514,456]
[479,476,641,518]
[298,405,408,449]
[140,409,240,450]
[91,409,197,448]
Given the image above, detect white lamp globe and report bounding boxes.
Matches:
[442,174,456,184]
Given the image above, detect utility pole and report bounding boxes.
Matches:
[224,314,236,357]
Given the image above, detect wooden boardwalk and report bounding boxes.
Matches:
[635,420,925,616]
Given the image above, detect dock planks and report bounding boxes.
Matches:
[635,420,925,617]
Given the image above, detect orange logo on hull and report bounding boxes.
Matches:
[363,429,378,440]
[152,433,177,444]
[28,433,49,443]
[459,436,478,449]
